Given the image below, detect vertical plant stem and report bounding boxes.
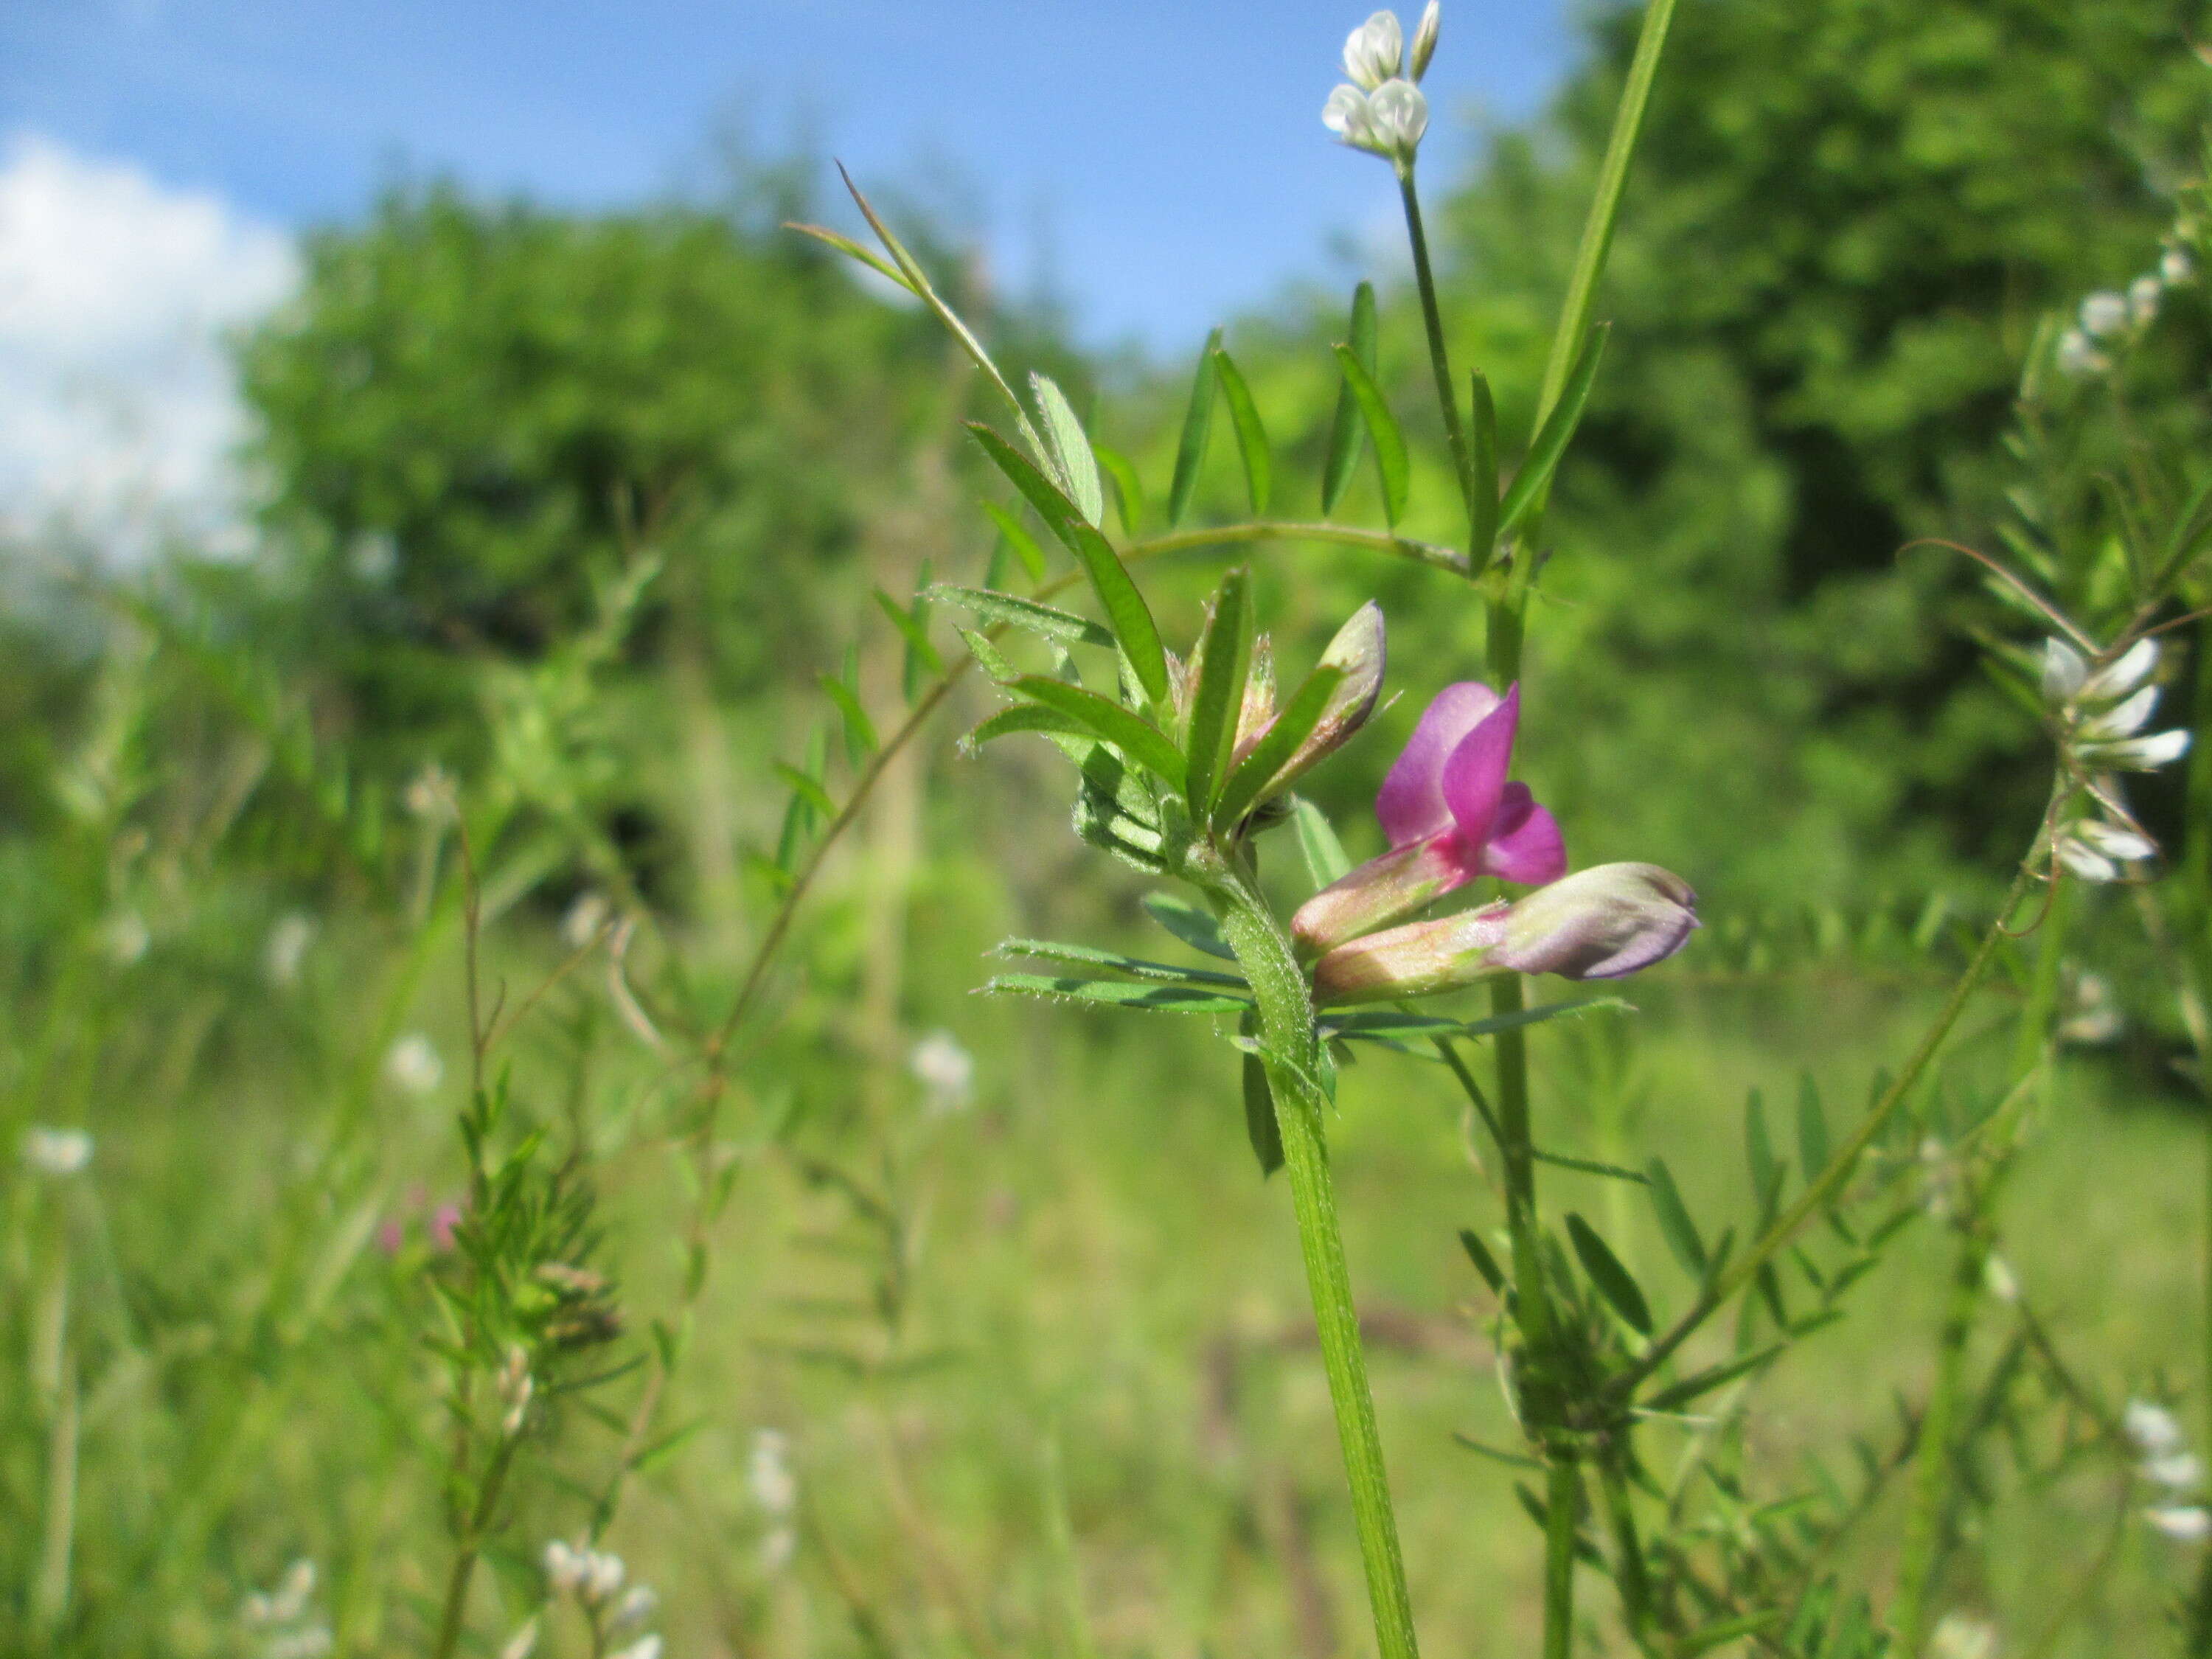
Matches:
[1595,1450,1658,1651]
[1543,1455,1581,1659]
[34,1351,79,1638]
[1217,885,1421,1659]
[429,1432,523,1659]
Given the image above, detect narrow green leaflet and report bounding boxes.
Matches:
[1211,664,1345,829]
[1640,1343,1787,1413]
[1321,281,1377,514]
[1182,567,1256,814]
[981,974,1251,1013]
[1241,1012,1283,1178]
[928,584,1113,650]
[772,762,837,819]
[874,587,945,684]
[1167,327,1221,527]
[1291,796,1353,886]
[1457,1227,1506,1294]
[1496,322,1609,542]
[819,667,877,762]
[1029,371,1106,527]
[979,501,1048,582]
[1209,347,1272,516]
[1143,893,1237,961]
[1565,1212,1653,1335]
[1469,368,1500,570]
[1006,675,1183,781]
[1450,996,1629,1041]
[959,704,1091,757]
[958,626,1019,685]
[1797,1074,1832,1178]
[1644,1155,1708,1277]
[1674,1613,1782,1657]
[1330,344,1410,526]
[968,422,1169,705]
[993,936,1248,989]
[1745,1087,1781,1208]
[1093,441,1147,538]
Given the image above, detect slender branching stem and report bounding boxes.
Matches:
[429,1431,523,1659]
[1215,877,1420,1659]
[1594,1449,1658,1652]
[1395,167,1478,524]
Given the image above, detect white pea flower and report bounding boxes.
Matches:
[2053,327,2110,379]
[582,1550,626,1604]
[1367,80,1429,157]
[1342,10,1404,89]
[2163,246,2195,285]
[910,1029,975,1117]
[2079,291,2129,338]
[1324,85,1385,151]
[1409,0,1440,80]
[2129,274,2163,327]
[2148,1503,2212,1543]
[2149,1451,2205,1492]
[385,1034,445,1095]
[2042,636,2190,776]
[2128,1399,2185,1457]
[2080,636,2157,702]
[2056,967,2123,1046]
[22,1126,93,1177]
[264,912,317,987]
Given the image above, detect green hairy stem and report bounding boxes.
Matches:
[1214,877,1422,1659]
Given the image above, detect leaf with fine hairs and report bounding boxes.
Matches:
[1322,282,1377,515]
[1167,328,1221,527]
[1331,344,1409,526]
[1209,346,1272,516]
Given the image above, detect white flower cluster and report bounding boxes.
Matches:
[1322,5,1439,167]
[2128,1399,2211,1542]
[909,1029,975,1118]
[543,1540,661,1658]
[241,1559,332,1659]
[2039,637,2190,883]
[2056,239,2192,379]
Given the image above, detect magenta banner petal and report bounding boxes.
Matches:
[1376,681,1500,847]
[1439,684,1519,849]
[1478,785,1565,886]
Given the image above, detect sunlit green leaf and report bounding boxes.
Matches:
[981,974,1251,1013]
[929,584,1114,650]
[1321,282,1377,514]
[1331,343,1410,526]
[1209,347,1271,516]
[959,704,1089,757]
[1469,367,1500,570]
[1006,675,1183,780]
[1458,1227,1506,1294]
[820,661,876,763]
[773,762,837,820]
[968,423,1169,706]
[1168,327,1221,527]
[1291,796,1352,886]
[1183,566,1256,813]
[994,936,1247,988]
[874,587,945,688]
[1143,892,1237,961]
[1242,1011,1283,1177]
[1093,441,1147,538]
[1212,665,1345,830]
[1030,371,1106,527]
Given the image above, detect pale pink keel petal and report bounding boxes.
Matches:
[1439,684,1520,849]
[1376,681,1501,846]
[1478,784,1566,885]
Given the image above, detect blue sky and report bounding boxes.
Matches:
[2,0,1572,352]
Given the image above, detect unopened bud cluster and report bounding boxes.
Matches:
[1323,6,1438,166]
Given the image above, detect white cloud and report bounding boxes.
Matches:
[0,133,297,563]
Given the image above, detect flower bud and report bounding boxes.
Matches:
[1311,902,1510,1005]
[1410,1,1440,79]
[1343,10,1404,89]
[1232,602,1386,814]
[2054,327,2110,379]
[1486,863,1698,981]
